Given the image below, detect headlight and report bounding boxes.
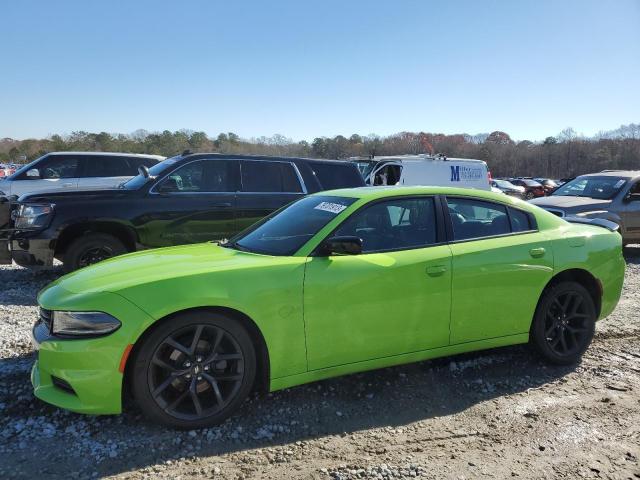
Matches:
[52,311,121,337]
[14,203,54,229]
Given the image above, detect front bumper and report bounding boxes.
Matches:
[11,237,55,267]
[32,286,156,415]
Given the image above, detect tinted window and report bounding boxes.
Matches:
[241,161,302,193]
[447,198,510,240]
[83,156,130,177]
[311,162,365,189]
[39,156,79,179]
[509,207,534,232]
[231,195,357,255]
[157,160,235,193]
[334,197,437,252]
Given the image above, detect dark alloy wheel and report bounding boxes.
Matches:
[530,281,596,365]
[63,232,127,272]
[132,311,256,429]
[526,191,535,200]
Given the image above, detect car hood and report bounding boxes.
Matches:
[19,188,135,203]
[529,195,612,210]
[44,243,297,294]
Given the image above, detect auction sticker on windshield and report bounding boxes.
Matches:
[314,202,348,214]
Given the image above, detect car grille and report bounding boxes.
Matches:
[544,208,565,217]
[39,308,53,331]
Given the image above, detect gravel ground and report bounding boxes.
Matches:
[1,249,640,479]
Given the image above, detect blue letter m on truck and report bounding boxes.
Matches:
[450,165,460,182]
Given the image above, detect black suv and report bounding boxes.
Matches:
[3,153,365,271]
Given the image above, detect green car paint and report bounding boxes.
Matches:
[32,186,625,415]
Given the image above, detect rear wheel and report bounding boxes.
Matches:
[530,281,596,365]
[63,232,127,272]
[131,311,256,429]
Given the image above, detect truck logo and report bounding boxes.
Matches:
[450,166,460,182]
[450,165,483,182]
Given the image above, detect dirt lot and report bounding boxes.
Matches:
[1,250,640,479]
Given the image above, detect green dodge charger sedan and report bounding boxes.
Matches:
[32,186,625,428]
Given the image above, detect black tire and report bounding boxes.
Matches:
[63,233,127,272]
[131,311,256,429]
[525,191,535,200]
[530,281,596,365]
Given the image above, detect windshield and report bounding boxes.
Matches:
[226,195,357,256]
[552,176,627,200]
[121,156,181,190]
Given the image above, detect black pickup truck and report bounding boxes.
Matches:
[1,153,365,271]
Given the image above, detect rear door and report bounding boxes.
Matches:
[139,159,239,247]
[79,155,140,189]
[446,197,554,343]
[236,160,306,231]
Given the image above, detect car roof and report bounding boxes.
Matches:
[357,155,486,165]
[579,170,640,179]
[180,152,352,165]
[47,151,165,160]
[315,185,521,202]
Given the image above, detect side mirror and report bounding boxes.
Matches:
[317,236,362,256]
[138,165,150,178]
[626,192,640,202]
[26,168,40,178]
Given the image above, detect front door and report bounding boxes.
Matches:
[304,196,452,370]
[445,196,554,344]
[139,159,239,247]
[13,154,80,196]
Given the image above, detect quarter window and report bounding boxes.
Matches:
[333,197,437,252]
[509,207,534,232]
[241,161,303,193]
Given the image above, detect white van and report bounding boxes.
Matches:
[352,154,491,191]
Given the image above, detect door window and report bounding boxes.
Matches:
[241,161,303,193]
[83,156,130,177]
[333,197,437,252]
[39,156,80,179]
[509,207,534,232]
[157,160,236,193]
[447,198,511,240]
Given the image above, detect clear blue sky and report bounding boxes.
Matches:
[1,0,639,141]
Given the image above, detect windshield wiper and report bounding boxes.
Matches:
[219,240,252,252]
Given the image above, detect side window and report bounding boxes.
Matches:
[629,181,640,195]
[241,161,302,193]
[39,156,80,179]
[311,163,364,189]
[509,207,534,233]
[83,156,130,177]
[334,197,437,253]
[157,160,235,193]
[447,198,510,240]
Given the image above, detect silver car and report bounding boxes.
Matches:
[530,170,640,245]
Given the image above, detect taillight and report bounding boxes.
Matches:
[487,170,492,182]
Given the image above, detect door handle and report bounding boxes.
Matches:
[426,264,448,276]
[209,202,232,208]
[529,247,546,258]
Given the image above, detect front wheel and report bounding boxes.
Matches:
[525,191,535,200]
[63,232,127,272]
[530,281,596,365]
[131,311,256,429]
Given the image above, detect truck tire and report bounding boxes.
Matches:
[63,233,127,272]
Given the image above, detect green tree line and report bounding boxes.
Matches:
[1,124,639,178]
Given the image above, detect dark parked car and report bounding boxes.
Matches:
[510,179,545,200]
[533,178,559,195]
[2,153,365,271]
